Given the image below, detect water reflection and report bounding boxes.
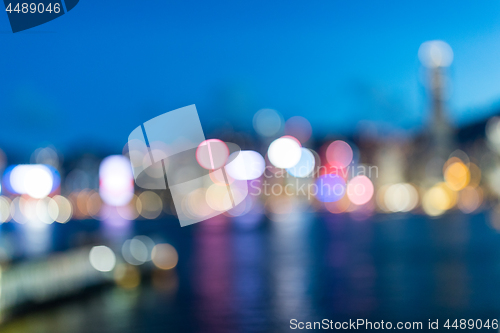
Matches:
[2,212,500,332]
[271,212,315,324]
[18,219,53,257]
[100,206,133,247]
[193,215,234,333]
[232,222,267,332]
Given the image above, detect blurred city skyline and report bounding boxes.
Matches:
[2,3,500,328]
[2,0,500,155]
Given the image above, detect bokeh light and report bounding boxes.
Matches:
[99,155,134,206]
[268,137,302,169]
[9,165,53,198]
[444,160,470,191]
[185,188,214,219]
[457,186,483,214]
[36,197,56,224]
[225,150,265,180]
[284,116,312,143]
[325,140,353,168]
[114,264,141,289]
[383,183,419,213]
[117,195,141,220]
[315,174,346,203]
[0,196,11,222]
[152,243,178,270]
[49,195,73,223]
[287,148,315,178]
[206,184,232,212]
[89,245,116,272]
[196,139,229,170]
[137,191,163,219]
[418,40,453,68]
[422,183,457,217]
[87,191,103,219]
[122,238,150,265]
[347,175,374,206]
[253,109,283,137]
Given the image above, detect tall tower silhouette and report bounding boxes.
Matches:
[419,40,454,161]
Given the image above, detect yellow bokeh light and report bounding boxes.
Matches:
[137,191,163,219]
[114,263,141,289]
[186,188,213,218]
[444,161,470,191]
[422,183,457,216]
[206,184,232,212]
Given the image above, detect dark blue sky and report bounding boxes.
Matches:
[1,0,500,155]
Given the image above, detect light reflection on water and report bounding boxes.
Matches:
[270,212,315,324]
[2,212,500,333]
[19,219,53,257]
[193,215,234,332]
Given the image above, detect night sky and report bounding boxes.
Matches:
[1,0,500,155]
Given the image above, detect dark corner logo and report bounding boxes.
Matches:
[3,0,78,32]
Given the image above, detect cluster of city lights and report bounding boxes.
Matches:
[0,155,168,224]
[0,102,498,228]
[5,39,498,319]
[0,113,494,227]
[88,238,178,290]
